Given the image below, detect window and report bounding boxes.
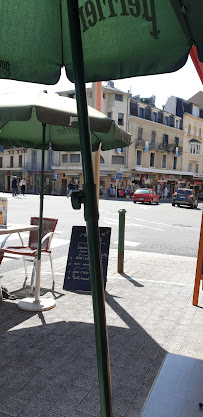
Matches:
[136,150,142,166]
[195,164,199,174]
[173,156,177,170]
[32,150,37,169]
[175,119,180,129]
[19,155,22,167]
[118,113,124,125]
[10,156,13,168]
[151,131,156,149]
[152,112,158,122]
[199,128,202,138]
[192,106,199,117]
[138,127,143,140]
[115,94,123,101]
[138,107,145,119]
[188,163,192,172]
[163,134,168,145]
[150,152,155,167]
[0,157,2,168]
[112,155,124,164]
[100,155,104,163]
[108,112,112,119]
[70,154,80,163]
[188,124,191,134]
[48,149,53,169]
[164,116,170,126]
[162,154,167,168]
[103,93,106,99]
[62,153,68,163]
[175,137,179,147]
[189,143,200,154]
[194,126,197,137]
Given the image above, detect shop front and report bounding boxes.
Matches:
[99,176,106,196]
[56,170,83,196]
[34,171,54,194]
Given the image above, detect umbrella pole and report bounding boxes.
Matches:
[18,124,56,311]
[34,123,46,303]
[67,1,113,416]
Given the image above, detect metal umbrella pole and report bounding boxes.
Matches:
[67,1,113,416]
[18,123,56,311]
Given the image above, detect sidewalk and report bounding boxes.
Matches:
[0,248,202,417]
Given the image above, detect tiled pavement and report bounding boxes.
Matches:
[0,248,202,417]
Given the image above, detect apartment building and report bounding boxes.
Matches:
[128,96,187,197]
[165,93,203,193]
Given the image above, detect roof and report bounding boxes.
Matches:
[189,138,201,143]
[188,92,203,107]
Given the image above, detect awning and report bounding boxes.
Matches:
[132,167,193,176]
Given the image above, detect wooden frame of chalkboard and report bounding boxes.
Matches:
[63,226,111,292]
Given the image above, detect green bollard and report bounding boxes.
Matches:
[118,209,127,273]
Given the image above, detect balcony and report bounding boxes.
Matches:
[149,142,159,150]
[135,139,145,148]
[158,143,173,152]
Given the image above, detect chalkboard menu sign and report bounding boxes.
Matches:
[63,226,111,292]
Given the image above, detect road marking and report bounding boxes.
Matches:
[101,217,163,231]
[113,240,141,247]
[101,211,199,231]
[51,238,69,248]
[125,222,164,231]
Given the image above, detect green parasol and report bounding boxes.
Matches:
[0,1,202,416]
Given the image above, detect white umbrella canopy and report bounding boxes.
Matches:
[0,92,131,150]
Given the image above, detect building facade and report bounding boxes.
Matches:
[128,97,189,197]
[0,147,59,194]
[165,94,203,193]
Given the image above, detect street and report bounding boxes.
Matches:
[0,193,202,275]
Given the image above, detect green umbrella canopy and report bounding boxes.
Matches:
[0,0,202,84]
[0,92,131,151]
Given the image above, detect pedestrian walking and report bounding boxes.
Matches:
[19,178,26,195]
[11,176,18,196]
[164,185,168,199]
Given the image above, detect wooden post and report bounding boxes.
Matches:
[193,211,203,305]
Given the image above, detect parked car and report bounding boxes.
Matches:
[133,189,159,204]
[197,192,203,202]
[172,189,198,208]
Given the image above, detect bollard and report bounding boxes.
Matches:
[118,209,126,273]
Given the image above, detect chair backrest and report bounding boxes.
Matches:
[0,248,4,264]
[28,217,58,251]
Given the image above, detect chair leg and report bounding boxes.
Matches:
[29,258,37,294]
[23,256,28,288]
[0,273,3,303]
[49,253,55,290]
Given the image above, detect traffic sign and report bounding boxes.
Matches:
[54,173,59,180]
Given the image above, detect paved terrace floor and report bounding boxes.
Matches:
[0,248,202,417]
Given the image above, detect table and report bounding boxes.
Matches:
[0,224,39,302]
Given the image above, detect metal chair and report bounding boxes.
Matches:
[3,217,58,293]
